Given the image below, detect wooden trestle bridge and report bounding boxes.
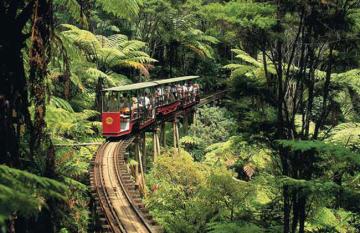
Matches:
[89,90,226,233]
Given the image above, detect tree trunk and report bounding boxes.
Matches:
[0,0,35,167]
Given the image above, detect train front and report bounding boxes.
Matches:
[101,90,131,137]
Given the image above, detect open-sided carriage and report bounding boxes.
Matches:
[101,76,200,137]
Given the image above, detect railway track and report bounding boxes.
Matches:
[90,137,160,233]
[89,90,226,232]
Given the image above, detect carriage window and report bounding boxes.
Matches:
[103,92,120,112]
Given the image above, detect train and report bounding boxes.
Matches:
[101,76,200,137]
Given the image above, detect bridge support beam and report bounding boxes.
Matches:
[173,118,179,150]
[160,122,166,146]
[153,127,160,162]
[183,114,189,135]
[134,136,146,196]
[141,132,146,173]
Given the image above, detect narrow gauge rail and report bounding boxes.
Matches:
[90,138,160,233]
[91,74,227,233]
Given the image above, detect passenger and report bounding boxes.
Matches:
[156,87,163,104]
[109,93,117,111]
[144,93,151,109]
[176,84,182,99]
[193,83,200,96]
[165,85,171,103]
[188,82,193,94]
[119,96,130,115]
[171,84,177,99]
[139,95,145,108]
[182,83,188,101]
[131,97,138,111]
[188,82,194,101]
[144,93,152,118]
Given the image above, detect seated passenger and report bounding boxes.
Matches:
[108,94,117,112]
[119,97,130,115]
[156,87,163,104]
[182,83,188,100]
[132,97,138,111]
[144,93,151,108]
[171,84,177,99]
[193,83,200,95]
[176,84,183,99]
[188,82,194,101]
[188,82,193,94]
[164,85,171,103]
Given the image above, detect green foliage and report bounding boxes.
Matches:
[0,165,67,225]
[61,24,156,81]
[307,208,356,233]
[95,0,141,19]
[183,105,237,161]
[277,140,360,166]
[146,152,256,233]
[326,123,360,149]
[207,222,264,233]
[190,105,237,145]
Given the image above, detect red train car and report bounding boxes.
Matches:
[102,76,200,138]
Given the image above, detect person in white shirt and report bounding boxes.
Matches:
[176,84,183,99]
[144,94,150,108]
[182,83,189,102]
[171,85,177,99]
[156,87,163,104]
[188,82,194,101]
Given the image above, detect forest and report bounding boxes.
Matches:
[1,0,360,233]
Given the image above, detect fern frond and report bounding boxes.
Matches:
[50,96,75,112]
[95,0,141,19]
[0,165,67,224]
[326,123,360,148]
[54,0,86,25]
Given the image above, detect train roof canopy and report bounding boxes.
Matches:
[154,76,199,85]
[103,82,157,92]
[102,76,200,92]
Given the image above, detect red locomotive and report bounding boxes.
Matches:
[101,76,200,137]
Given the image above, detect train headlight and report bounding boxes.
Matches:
[105,117,114,125]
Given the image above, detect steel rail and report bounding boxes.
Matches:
[91,90,226,233]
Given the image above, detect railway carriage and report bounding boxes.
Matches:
[101,76,200,137]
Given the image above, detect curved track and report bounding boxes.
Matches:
[90,138,160,233]
[90,90,227,233]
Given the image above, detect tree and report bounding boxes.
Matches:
[222,0,360,232]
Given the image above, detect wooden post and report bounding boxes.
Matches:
[173,120,177,148]
[156,127,161,158]
[153,128,160,162]
[142,132,146,172]
[153,133,157,161]
[173,118,179,150]
[160,122,166,146]
[135,135,146,195]
[134,137,140,185]
[138,145,145,195]
[183,114,189,135]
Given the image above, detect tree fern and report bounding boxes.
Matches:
[50,96,75,112]
[95,0,142,19]
[207,222,264,233]
[54,0,86,25]
[182,29,219,59]
[61,24,157,79]
[326,123,360,148]
[0,165,67,225]
[332,69,360,95]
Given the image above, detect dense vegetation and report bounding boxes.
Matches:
[1,0,360,233]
